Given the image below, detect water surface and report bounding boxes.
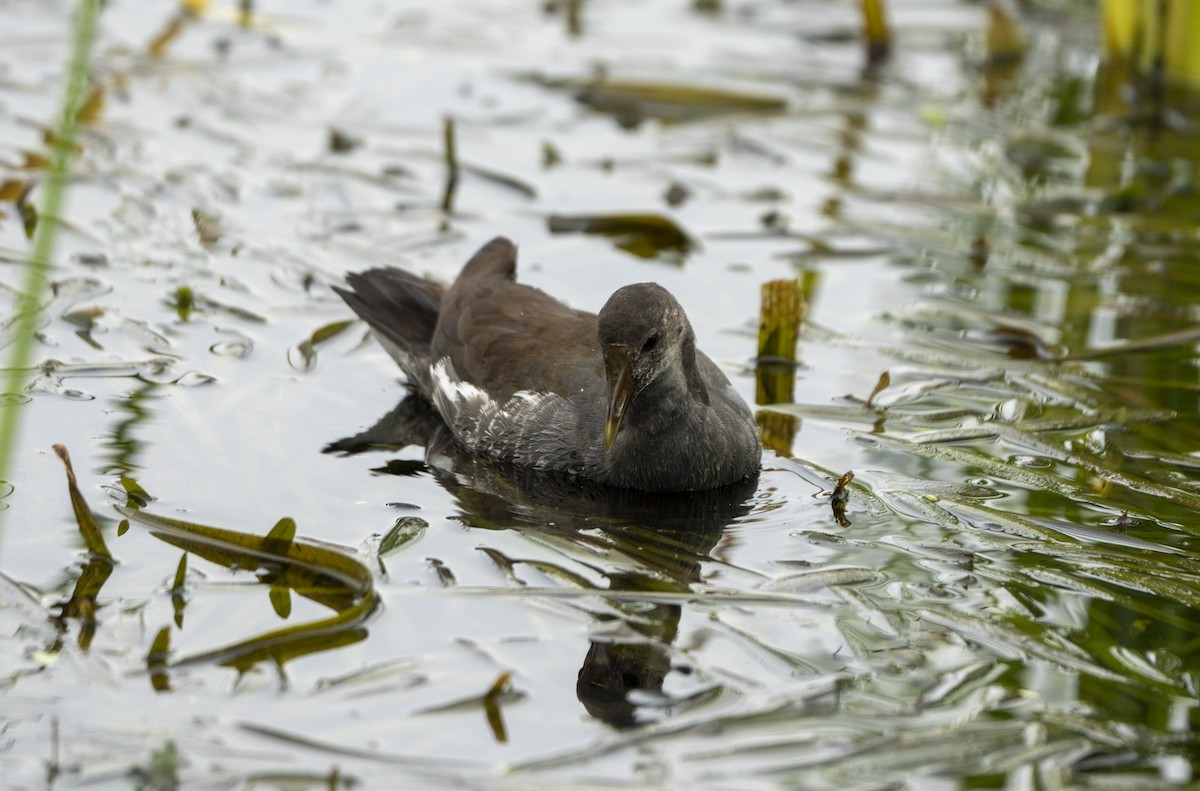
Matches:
[1,1,1198,788]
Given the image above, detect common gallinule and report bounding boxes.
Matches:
[334,237,761,492]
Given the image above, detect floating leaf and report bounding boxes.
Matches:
[264,516,297,556]
[120,507,377,674]
[270,583,292,619]
[289,319,355,372]
[171,552,188,627]
[378,516,428,557]
[119,475,151,509]
[428,557,456,586]
[484,671,513,744]
[552,77,787,125]
[147,626,172,692]
[547,213,695,259]
[416,671,525,716]
[53,444,111,559]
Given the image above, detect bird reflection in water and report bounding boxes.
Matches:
[327,395,759,729]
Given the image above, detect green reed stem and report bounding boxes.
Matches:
[0,0,101,522]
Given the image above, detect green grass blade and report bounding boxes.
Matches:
[0,0,101,530]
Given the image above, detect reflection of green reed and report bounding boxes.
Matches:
[101,381,157,477]
[0,0,101,530]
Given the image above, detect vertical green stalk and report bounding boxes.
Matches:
[0,0,101,520]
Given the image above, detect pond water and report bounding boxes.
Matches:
[2,0,1199,788]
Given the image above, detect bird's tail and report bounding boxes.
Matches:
[334,268,443,394]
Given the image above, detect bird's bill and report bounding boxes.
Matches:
[603,345,633,452]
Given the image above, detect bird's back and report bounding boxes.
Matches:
[432,238,604,403]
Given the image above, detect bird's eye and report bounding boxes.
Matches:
[641,334,659,353]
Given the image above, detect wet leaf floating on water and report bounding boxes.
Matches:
[119,507,378,675]
[484,671,514,744]
[119,475,151,509]
[270,583,292,619]
[147,625,172,692]
[478,546,524,586]
[547,213,695,260]
[534,76,787,126]
[171,552,187,628]
[288,319,355,372]
[415,670,524,717]
[53,444,111,560]
[428,557,457,587]
[377,516,428,557]
[52,445,115,650]
[264,516,297,556]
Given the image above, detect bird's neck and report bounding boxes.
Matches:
[629,339,707,433]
